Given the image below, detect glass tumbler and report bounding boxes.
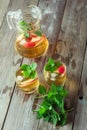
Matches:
[44,59,66,86]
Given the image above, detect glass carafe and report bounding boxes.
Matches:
[7,5,49,58]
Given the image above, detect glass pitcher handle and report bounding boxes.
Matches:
[6,9,23,30]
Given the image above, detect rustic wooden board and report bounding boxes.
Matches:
[0,0,11,27]
[2,0,87,130]
[72,1,87,129]
[73,49,87,130]
[2,0,66,130]
[52,0,87,130]
[0,0,39,129]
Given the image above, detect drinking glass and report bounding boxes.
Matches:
[44,59,66,86]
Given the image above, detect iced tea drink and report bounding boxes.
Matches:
[15,22,49,58]
[16,63,39,94]
[44,58,66,86]
[7,5,49,58]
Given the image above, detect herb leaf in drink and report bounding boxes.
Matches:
[20,62,37,79]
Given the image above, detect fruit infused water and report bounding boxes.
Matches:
[7,5,49,58]
[16,62,39,94]
[44,58,66,86]
[15,20,48,58]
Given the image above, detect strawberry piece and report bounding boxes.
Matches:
[20,38,35,48]
[24,42,35,48]
[26,37,32,42]
[57,65,65,74]
[20,34,42,48]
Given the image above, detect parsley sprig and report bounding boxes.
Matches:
[20,62,37,79]
[33,84,69,126]
[44,58,62,73]
[18,20,42,37]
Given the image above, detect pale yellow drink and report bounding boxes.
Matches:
[44,59,66,86]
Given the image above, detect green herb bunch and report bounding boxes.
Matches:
[20,62,37,79]
[18,20,42,38]
[44,58,62,73]
[34,84,68,126]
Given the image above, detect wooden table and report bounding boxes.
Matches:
[0,0,87,130]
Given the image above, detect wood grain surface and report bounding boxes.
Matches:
[0,0,39,129]
[0,0,87,130]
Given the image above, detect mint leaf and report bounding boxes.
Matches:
[20,64,28,70]
[39,85,47,95]
[22,71,29,78]
[34,30,42,36]
[34,83,68,126]
[45,58,57,73]
[30,71,37,79]
[19,20,29,26]
[30,62,37,71]
[20,62,37,79]
[56,61,62,68]
[18,20,33,38]
[45,58,63,73]
[24,33,29,38]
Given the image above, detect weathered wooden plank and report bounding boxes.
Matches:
[0,0,11,27]
[2,0,66,130]
[73,49,87,130]
[52,0,87,130]
[0,0,39,129]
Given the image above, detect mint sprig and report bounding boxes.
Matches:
[18,20,32,38]
[45,58,62,73]
[20,62,37,79]
[34,30,42,36]
[18,20,42,37]
[33,84,68,126]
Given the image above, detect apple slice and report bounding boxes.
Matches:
[16,34,24,42]
[20,39,26,45]
[30,32,37,37]
[31,36,41,42]
[20,78,38,87]
[34,36,44,47]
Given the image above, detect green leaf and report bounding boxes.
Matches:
[34,30,42,36]
[30,62,37,71]
[39,85,47,95]
[18,20,33,38]
[20,62,37,79]
[30,71,37,79]
[20,64,28,70]
[33,83,68,126]
[45,58,57,73]
[24,33,29,38]
[38,107,46,115]
[19,20,28,26]
[56,61,63,68]
[22,71,29,78]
